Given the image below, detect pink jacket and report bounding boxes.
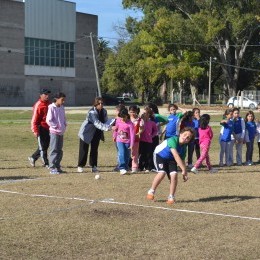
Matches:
[140,120,157,143]
[199,126,213,145]
[113,118,135,147]
[46,103,67,135]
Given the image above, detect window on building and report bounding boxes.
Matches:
[25,38,75,68]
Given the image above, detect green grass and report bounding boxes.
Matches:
[0,109,260,259]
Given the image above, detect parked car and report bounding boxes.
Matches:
[227,96,257,109]
[102,94,118,106]
[116,97,142,105]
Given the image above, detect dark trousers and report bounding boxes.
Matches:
[31,126,50,166]
[77,132,101,167]
[187,139,200,165]
[139,141,153,171]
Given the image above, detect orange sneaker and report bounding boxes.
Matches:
[166,196,176,205]
[146,193,154,200]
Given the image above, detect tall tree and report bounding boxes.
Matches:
[122,0,260,96]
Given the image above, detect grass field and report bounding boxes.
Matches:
[0,108,260,259]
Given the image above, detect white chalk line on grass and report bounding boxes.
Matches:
[0,189,259,221]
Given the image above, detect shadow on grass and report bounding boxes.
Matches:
[155,195,259,204]
[182,195,259,203]
[0,176,35,181]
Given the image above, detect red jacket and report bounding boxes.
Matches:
[31,99,50,135]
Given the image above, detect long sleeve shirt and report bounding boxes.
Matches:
[46,103,67,135]
[140,120,157,143]
[113,118,135,147]
[31,98,50,135]
[199,126,213,145]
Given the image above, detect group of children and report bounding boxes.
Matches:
[218,108,259,167]
[30,94,260,205]
[112,103,216,204]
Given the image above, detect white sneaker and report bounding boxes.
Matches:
[191,167,199,174]
[91,166,99,173]
[77,167,83,173]
[120,169,127,175]
[131,169,138,173]
[28,157,35,167]
[210,168,218,174]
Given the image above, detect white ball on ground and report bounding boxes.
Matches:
[95,174,100,180]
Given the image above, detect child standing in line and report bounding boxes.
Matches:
[219,109,234,167]
[46,92,67,174]
[113,108,135,175]
[129,105,144,173]
[232,108,245,166]
[244,110,257,165]
[112,104,126,171]
[190,108,201,165]
[139,106,157,172]
[163,104,184,139]
[191,114,217,174]
[179,110,195,168]
[146,127,195,204]
[256,118,260,163]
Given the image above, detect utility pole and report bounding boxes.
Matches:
[90,32,101,97]
[208,56,212,106]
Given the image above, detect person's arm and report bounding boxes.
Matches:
[88,110,111,131]
[31,102,40,137]
[240,118,245,141]
[171,148,188,182]
[46,106,57,129]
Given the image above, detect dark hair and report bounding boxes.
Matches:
[182,111,193,122]
[192,107,200,114]
[93,97,103,107]
[128,105,140,115]
[168,103,178,111]
[232,107,240,113]
[245,110,255,122]
[53,92,66,102]
[179,127,195,143]
[200,114,210,129]
[146,102,159,114]
[118,107,129,119]
[223,109,233,118]
[116,103,125,111]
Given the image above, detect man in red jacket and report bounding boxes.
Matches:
[28,88,51,167]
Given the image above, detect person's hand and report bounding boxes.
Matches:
[111,126,117,131]
[33,132,38,138]
[182,171,188,182]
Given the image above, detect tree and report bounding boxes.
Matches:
[122,0,260,96]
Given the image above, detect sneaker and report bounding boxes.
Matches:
[91,166,99,173]
[151,169,157,172]
[131,169,138,173]
[144,169,150,173]
[57,168,65,173]
[146,190,154,200]
[219,163,224,167]
[166,195,176,205]
[120,169,127,175]
[209,168,218,174]
[50,168,59,174]
[187,164,193,169]
[191,167,198,174]
[28,157,35,167]
[77,167,84,173]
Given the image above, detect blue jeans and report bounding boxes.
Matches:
[117,142,130,170]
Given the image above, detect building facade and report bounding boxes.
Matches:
[0,0,98,106]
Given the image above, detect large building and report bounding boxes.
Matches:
[0,0,98,106]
